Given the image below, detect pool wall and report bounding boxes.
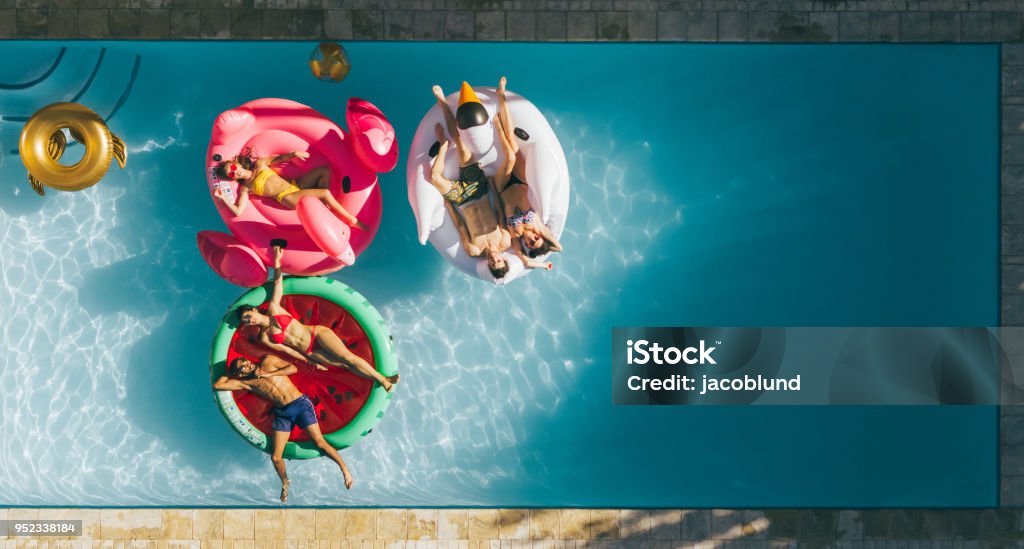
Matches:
[2,0,1024,545]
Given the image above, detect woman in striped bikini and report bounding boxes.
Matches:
[492,77,562,268]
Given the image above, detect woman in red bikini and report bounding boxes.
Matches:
[235,243,399,392]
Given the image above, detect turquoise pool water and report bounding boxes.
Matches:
[0,42,999,507]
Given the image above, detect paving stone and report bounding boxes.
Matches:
[871,11,899,41]
[764,510,801,540]
[1003,411,1024,443]
[657,10,685,39]
[597,10,626,39]
[809,11,837,40]
[78,8,108,37]
[839,11,870,40]
[445,9,473,39]
[980,509,1020,539]
[929,11,960,40]
[558,509,591,539]
[48,7,76,35]
[962,11,992,41]
[528,509,558,540]
[889,511,929,539]
[994,11,1022,42]
[138,8,169,36]
[1004,444,1024,476]
[836,511,863,541]
[590,510,619,540]
[414,9,445,39]
[497,509,528,540]
[107,6,138,35]
[649,510,681,540]
[718,10,746,40]
[747,10,778,41]
[377,509,409,540]
[228,7,260,37]
[1006,294,1024,327]
[351,8,381,38]
[774,12,831,41]
[170,7,199,36]
[1004,165,1024,196]
[711,510,744,540]
[1005,43,1024,66]
[476,10,505,39]
[1002,475,1024,505]
[325,7,354,36]
[200,8,229,37]
[536,10,565,39]
[800,511,837,542]
[506,10,535,39]
[291,8,322,37]
[900,11,930,40]
[1007,197,1024,232]
[687,10,716,40]
[16,7,47,36]
[1005,134,1024,166]
[674,510,708,540]
[1007,66,1024,97]
[628,9,656,39]
[384,9,413,39]
[566,11,595,39]
[618,510,650,540]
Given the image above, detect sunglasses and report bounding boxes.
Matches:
[226,163,240,179]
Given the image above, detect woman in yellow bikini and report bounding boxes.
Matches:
[213,150,367,230]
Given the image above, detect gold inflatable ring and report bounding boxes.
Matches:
[19,102,127,196]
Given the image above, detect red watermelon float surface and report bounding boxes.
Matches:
[210,277,396,459]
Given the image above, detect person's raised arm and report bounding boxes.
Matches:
[215,185,249,217]
[213,376,251,391]
[270,151,309,165]
[535,223,562,252]
[269,245,284,309]
[512,238,553,270]
[493,118,516,191]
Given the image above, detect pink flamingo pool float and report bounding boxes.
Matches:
[197,98,397,287]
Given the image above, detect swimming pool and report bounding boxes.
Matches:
[0,42,999,507]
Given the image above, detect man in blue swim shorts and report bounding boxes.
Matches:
[213,354,354,502]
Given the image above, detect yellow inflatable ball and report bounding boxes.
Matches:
[309,42,351,83]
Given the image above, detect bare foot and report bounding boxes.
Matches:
[280,479,290,503]
[350,218,369,231]
[432,85,446,103]
[434,123,447,143]
[498,76,507,96]
[383,373,400,392]
[315,364,329,371]
[342,469,354,490]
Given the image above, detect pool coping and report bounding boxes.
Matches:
[3,1,1024,544]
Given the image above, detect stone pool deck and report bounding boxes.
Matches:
[3,508,1024,546]
[4,1,1024,546]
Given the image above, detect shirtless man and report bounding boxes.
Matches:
[213,354,354,502]
[429,84,512,279]
[213,150,367,230]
